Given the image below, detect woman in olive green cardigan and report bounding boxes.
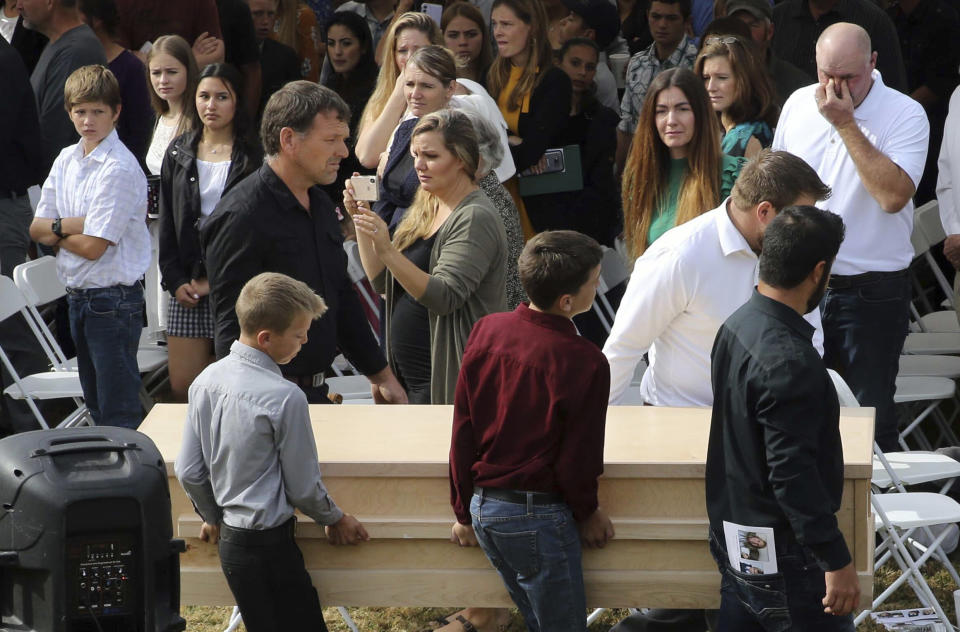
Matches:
[350,109,507,404]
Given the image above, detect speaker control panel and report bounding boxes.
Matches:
[67,534,136,617]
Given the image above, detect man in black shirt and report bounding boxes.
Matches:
[707,206,859,630]
[202,82,406,404]
[772,0,907,93]
[0,37,48,435]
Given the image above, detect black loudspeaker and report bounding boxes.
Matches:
[0,427,186,632]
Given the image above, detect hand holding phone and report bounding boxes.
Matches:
[350,174,380,202]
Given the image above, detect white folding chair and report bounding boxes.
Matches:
[343,240,381,330]
[0,276,88,429]
[13,257,168,411]
[859,491,960,627]
[895,376,958,450]
[325,375,374,403]
[592,246,630,335]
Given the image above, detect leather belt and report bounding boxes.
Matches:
[477,488,564,505]
[284,372,326,388]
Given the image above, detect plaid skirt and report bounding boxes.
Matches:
[167,295,214,339]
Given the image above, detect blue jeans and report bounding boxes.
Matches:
[67,284,144,429]
[471,491,586,632]
[710,532,853,632]
[820,271,910,452]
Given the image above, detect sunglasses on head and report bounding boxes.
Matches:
[704,36,740,46]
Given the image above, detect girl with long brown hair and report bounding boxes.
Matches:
[622,67,744,258]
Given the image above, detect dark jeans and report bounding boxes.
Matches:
[710,532,854,632]
[471,490,586,632]
[820,271,910,453]
[219,518,328,632]
[66,283,143,428]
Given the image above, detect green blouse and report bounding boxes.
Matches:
[647,154,745,246]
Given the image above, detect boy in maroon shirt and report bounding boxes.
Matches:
[449,230,615,632]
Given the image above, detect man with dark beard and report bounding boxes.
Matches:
[706,206,859,631]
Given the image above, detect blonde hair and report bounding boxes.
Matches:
[392,110,479,252]
[487,0,553,111]
[146,34,200,138]
[236,272,327,335]
[273,0,297,50]
[358,12,442,135]
[622,68,722,259]
[64,65,121,112]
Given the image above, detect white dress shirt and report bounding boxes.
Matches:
[938,86,960,235]
[35,129,150,289]
[772,70,929,275]
[176,341,344,530]
[603,201,823,406]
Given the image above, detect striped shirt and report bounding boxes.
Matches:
[36,128,150,289]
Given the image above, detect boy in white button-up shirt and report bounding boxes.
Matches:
[29,65,150,428]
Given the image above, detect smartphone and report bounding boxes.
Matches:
[520,148,565,177]
[350,174,380,202]
[422,2,443,25]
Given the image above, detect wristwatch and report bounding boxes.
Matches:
[52,218,66,239]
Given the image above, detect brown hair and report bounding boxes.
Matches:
[146,34,200,138]
[63,64,121,112]
[392,109,480,252]
[622,67,722,259]
[406,45,459,87]
[730,149,832,211]
[518,230,603,309]
[487,0,554,111]
[359,12,442,135]
[236,272,327,335]
[260,81,350,157]
[442,2,493,79]
[694,35,778,128]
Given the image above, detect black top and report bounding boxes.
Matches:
[532,102,621,246]
[390,234,436,399]
[508,66,574,172]
[158,128,262,295]
[887,0,960,105]
[772,0,908,93]
[200,163,387,378]
[706,290,851,572]
[0,37,43,193]
[9,14,46,74]
[258,38,301,122]
[216,0,260,68]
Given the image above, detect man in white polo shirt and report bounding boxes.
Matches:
[604,150,831,406]
[772,22,929,453]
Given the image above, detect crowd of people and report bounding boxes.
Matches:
[2,0,960,629]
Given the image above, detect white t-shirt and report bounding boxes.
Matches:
[938,86,960,235]
[196,159,231,229]
[146,116,181,176]
[772,70,929,275]
[0,13,17,43]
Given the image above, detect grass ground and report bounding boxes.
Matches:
[182,560,960,631]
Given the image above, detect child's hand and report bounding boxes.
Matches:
[579,507,615,548]
[450,521,478,547]
[199,521,220,544]
[325,514,370,545]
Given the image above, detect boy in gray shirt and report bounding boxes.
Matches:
[176,272,368,632]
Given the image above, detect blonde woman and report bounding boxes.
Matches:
[355,11,441,163]
[351,109,507,406]
[272,0,321,80]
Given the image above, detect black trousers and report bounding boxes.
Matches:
[218,518,328,632]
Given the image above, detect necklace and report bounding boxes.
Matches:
[203,139,232,155]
